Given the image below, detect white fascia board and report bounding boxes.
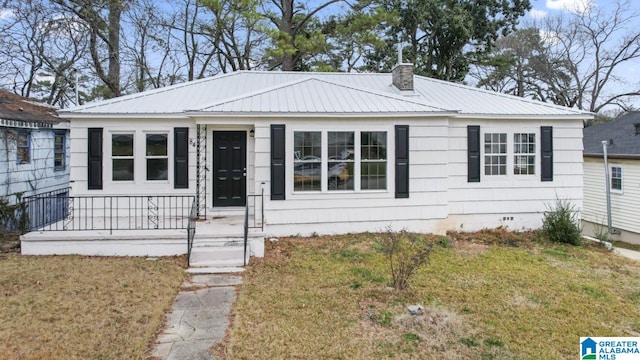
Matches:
[57,113,191,120]
[454,113,593,121]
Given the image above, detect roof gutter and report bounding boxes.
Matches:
[454,113,593,121]
[584,153,640,160]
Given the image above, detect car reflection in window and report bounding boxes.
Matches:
[294,149,352,190]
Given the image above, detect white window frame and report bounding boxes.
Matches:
[111,132,135,182]
[145,132,169,182]
[54,131,66,171]
[610,165,623,194]
[291,128,390,194]
[16,130,31,164]
[484,132,507,176]
[481,129,539,179]
[513,133,536,176]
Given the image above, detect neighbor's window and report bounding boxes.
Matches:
[112,134,134,181]
[146,133,168,181]
[17,130,30,164]
[514,133,536,175]
[361,132,387,190]
[328,132,354,190]
[54,131,65,170]
[484,133,506,175]
[611,166,622,191]
[293,131,321,191]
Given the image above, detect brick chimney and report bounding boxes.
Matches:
[392,43,414,91]
[392,63,414,91]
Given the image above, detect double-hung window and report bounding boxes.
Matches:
[484,133,506,175]
[611,166,622,192]
[54,131,65,170]
[293,130,388,192]
[293,132,322,191]
[112,134,134,181]
[361,132,387,190]
[146,133,168,181]
[514,133,536,175]
[17,130,30,164]
[328,132,354,190]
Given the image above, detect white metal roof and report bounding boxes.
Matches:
[60,71,591,118]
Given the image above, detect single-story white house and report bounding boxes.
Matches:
[583,111,640,244]
[21,65,592,264]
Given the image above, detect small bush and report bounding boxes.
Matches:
[541,199,582,245]
[377,229,434,290]
[592,218,611,243]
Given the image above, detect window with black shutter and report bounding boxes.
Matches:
[467,126,480,182]
[395,125,409,198]
[541,126,553,181]
[271,124,286,200]
[174,127,189,188]
[88,128,103,190]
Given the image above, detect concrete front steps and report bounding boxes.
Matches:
[189,211,265,271]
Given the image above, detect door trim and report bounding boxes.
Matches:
[212,131,247,207]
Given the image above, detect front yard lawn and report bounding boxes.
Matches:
[0,252,185,359]
[223,230,640,359]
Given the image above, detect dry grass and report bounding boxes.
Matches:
[223,230,640,359]
[0,252,186,359]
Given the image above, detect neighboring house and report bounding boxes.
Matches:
[0,90,70,230]
[583,111,640,244]
[22,65,591,259]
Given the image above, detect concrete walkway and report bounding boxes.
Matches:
[615,247,640,261]
[152,274,242,360]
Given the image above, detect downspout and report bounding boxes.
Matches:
[601,140,621,235]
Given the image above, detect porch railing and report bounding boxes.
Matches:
[187,196,197,267]
[24,194,195,233]
[244,188,265,266]
[247,187,265,231]
[23,187,71,231]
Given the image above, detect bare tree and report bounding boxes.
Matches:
[51,0,125,98]
[546,1,640,113]
[474,1,640,113]
[0,0,89,107]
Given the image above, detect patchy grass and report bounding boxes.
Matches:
[223,230,640,359]
[0,254,186,359]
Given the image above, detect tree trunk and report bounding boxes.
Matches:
[107,0,122,97]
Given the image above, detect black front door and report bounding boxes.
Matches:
[213,131,246,207]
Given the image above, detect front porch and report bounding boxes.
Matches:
[21,194,265,267]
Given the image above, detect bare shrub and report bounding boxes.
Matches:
[377,229,434,290]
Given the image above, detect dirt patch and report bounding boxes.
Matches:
[0,232,20,255]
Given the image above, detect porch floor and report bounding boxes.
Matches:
[21,211,265,259]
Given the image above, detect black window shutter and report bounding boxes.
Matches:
[87,128,103,190]
[271,124,286,200]
[395,125,409,198]
[541,126,553,181]
[174,127,189,189]
[467,125,480,182]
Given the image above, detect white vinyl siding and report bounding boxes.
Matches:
[447,119,583,229]
[583,158,640,235]
[70,119,196,195]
